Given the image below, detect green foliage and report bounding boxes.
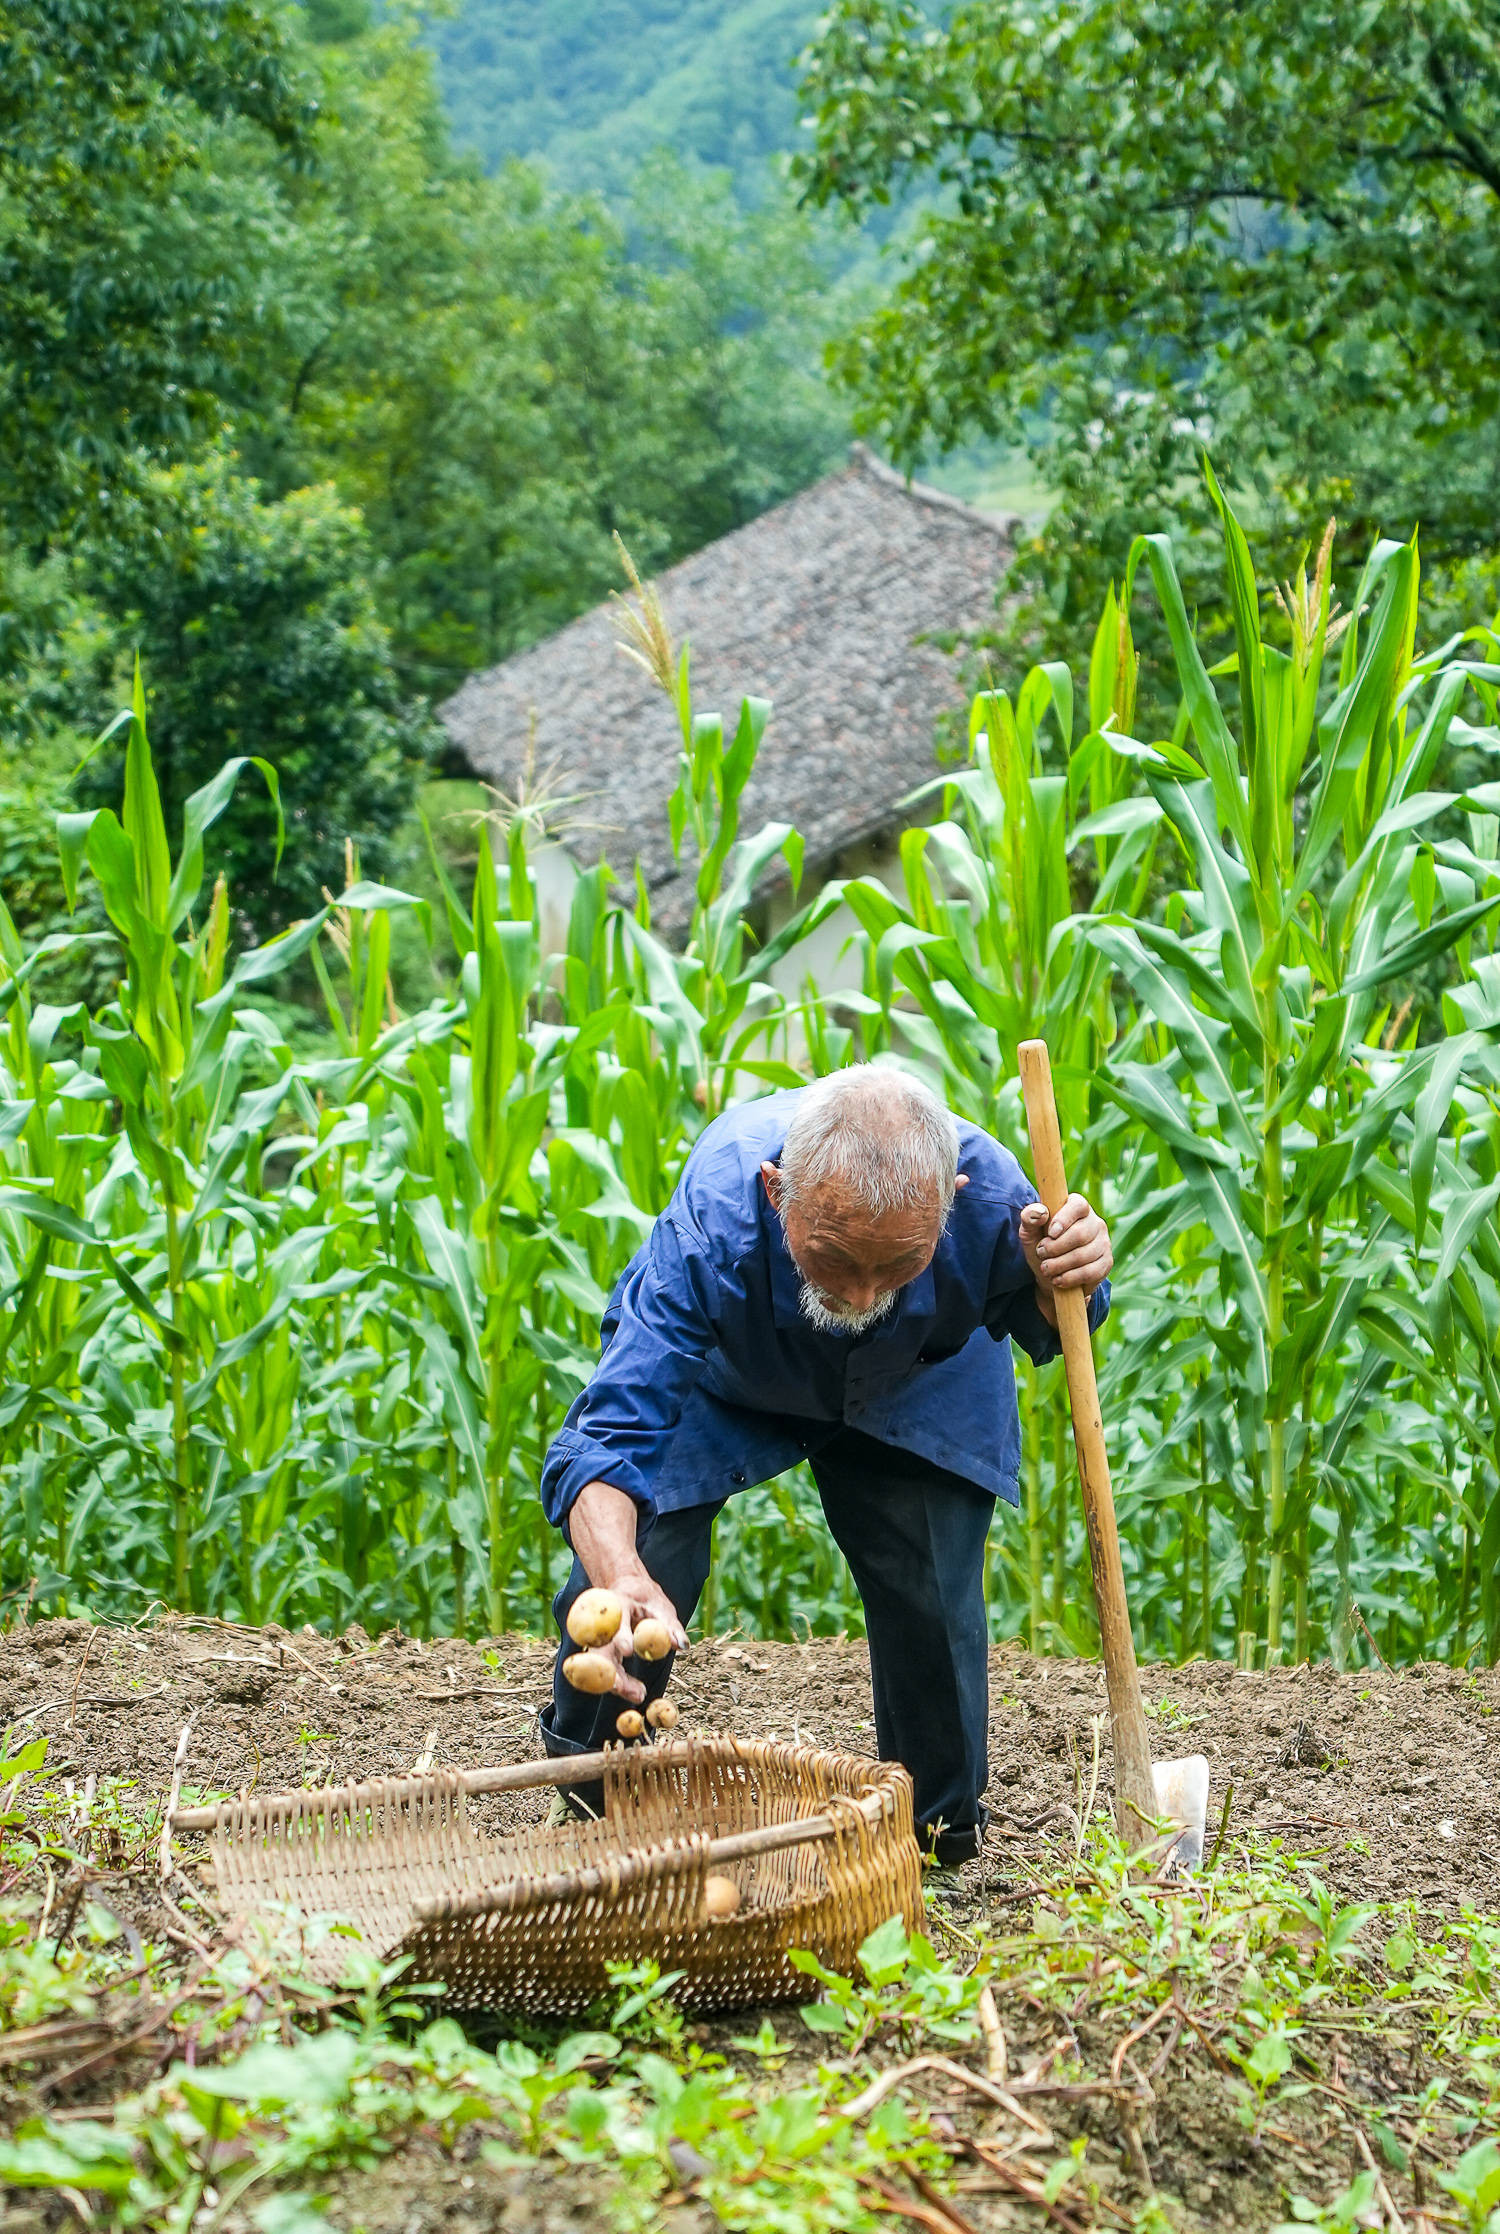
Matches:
[259,133,847,697]
[0,621,830,1634]
[792,1917,990,2053]
[1,1714,1498,2229]
[3,478,1500,1668]
[0,1962,952,2231]
[804,476,1500,1667]
[796,0,1500,696]
[427,0,817,200]
[72,452,432,938]
[1,0,847,709]
[0,0,310,542]
[1437,2137,1500,2234]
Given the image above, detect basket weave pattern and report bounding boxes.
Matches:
[206,1736,923,2014]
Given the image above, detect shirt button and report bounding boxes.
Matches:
[730,1469,746,1485]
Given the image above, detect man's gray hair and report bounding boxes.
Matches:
[779,1066,960,1217]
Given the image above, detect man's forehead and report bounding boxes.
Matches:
[795,1190,940,1248]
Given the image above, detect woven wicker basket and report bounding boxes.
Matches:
[177,1735,923,2015]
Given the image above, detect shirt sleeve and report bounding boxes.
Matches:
[995,1276,1110,1367]
[981,1176,1110,1366]
[540,1213,721,1532]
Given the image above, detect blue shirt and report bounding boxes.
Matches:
[541,1091,1109,1531]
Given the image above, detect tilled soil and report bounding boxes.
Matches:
[3,1614,1496,1914]
[2,1617,1497,2234]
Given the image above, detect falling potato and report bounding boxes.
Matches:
[561,1651,616,1694]
[632,1618,672,1663]
[646,1697,679,1730]
[702,1873,741,1920]
[566,1588,624,1649]
[615,1709,645,1739]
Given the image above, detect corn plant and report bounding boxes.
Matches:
[1086,471,1500,1662]
[0,513,1498,1666]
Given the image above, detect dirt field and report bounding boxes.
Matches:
[5,1614,1496,1916]
[3,1616,1498,2234]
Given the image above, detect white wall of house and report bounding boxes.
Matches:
[519,824,913,1079]
[761,826,908,1008]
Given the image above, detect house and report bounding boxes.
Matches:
[438,444,1014,976]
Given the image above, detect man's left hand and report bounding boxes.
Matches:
[1019,1193,1112,1326]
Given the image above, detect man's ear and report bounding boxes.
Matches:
[953,1174,970,1192]
[760,1160,783,1211]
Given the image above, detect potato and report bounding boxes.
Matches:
[561,1651,616,1694]
[615,1709,645,1739]
[566,1588,624,1649]
[702,1873,741,1920]
[646,1697,679,1730]
[632,1617,672,1663]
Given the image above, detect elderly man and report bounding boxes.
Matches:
[539,1065,1112,1863]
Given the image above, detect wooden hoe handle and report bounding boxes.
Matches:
[1017,1039,1157,1846]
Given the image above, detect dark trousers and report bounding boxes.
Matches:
[541,1426,994,1838]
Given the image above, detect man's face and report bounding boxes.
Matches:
[760,1164,948,1333]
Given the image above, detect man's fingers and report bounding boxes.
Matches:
[1043,1194,1091,1240]
[1041,1227,1104,1267]
[1044,1240,1113,1289]
[1042,1227,1109,1265]
[613,1667,646,1704]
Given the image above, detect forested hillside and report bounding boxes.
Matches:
[1,0,847,970]
[429,0,815,196]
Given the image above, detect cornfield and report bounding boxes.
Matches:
[2,482,1497,1665]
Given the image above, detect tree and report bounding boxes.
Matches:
[0,0,310,543]
[76,454,431,938]
[2,0,849,741]
[234,19,849,694]
[796,0,1500,650]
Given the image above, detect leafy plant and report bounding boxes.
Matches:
[792,1916,989,2054]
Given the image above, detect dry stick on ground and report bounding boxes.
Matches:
[39,1967,216,2098]
[963,2143,1090,2234]
[1350,1602,1397,1678]
[1173,1995,1238,2074]
[906,2165,987,2234]
[1208,1782,1235,1867]
[1355,2122,1411,2234]
[976,1983,1007,2083]
[1119,2110,1155,2194]
[863,2174,976,2234]
[63,1629,97,1732]
[160,1716,197,1881]
[274,1636,342,1692]
[1144,2017,1182,2081]
[842,2056,1050,2139]
[0,2017,113,2071]
[1110,1997,1174,2084]
[162,1870,218,1963]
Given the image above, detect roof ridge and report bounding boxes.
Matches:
[847,441,1015,538]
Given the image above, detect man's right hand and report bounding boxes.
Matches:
[588,1569,687,1703]
[568,1480,688,1703]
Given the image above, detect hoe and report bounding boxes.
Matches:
[1020,1039,1210,1869]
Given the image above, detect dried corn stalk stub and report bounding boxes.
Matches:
[566,1589,625,1649]
[561,1651,616,1694]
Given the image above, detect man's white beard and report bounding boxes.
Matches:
[797,1279,896,1336]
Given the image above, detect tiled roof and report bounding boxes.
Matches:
[437,445,1013,931]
